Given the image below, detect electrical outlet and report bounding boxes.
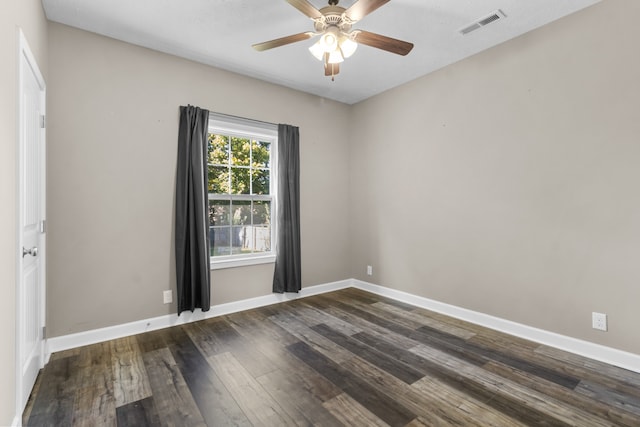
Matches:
[163,290,173,304]
[592,312,607,331]
[367,265,373,276]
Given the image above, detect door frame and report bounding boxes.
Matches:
[16,28,47,417]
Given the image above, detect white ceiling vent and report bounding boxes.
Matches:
[460,10,506,35]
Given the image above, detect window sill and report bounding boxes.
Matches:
[210,254,276,270]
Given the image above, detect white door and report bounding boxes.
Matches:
[17,29,46,414]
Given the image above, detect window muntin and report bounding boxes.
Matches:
[207,114,277,267]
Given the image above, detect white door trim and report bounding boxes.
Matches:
[16,27,46,420]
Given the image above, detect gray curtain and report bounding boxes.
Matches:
[273,124,301,293]
[175,105,211,314]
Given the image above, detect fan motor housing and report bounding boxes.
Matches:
[315,6,353,33]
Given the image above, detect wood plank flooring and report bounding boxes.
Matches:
[23,288,640,426]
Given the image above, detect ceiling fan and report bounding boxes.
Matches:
[252,0,414,80]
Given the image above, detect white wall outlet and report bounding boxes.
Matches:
[592,312,607,331]
[367,265,373,276]
[163,290,173,304]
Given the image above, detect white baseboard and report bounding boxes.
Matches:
[352,279,640,374]
[45,277,640,374]
[45,279,351,358]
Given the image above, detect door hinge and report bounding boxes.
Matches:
[40,114,46,129]
[40,220,46,233]
[42,326,46,339]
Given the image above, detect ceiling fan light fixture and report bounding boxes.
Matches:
[319,26,340,52]
[339,36,358,58]
[328,48,344,64]
[309,41,325,61]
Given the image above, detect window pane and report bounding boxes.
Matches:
[209,166,229,194]
[252,140,271,168]
[231,200,251,226]
[253,200,271,226]
[231,167,250,194]
[208,134,229,165]
[250,225,271,253]
[252,200,271,253]
[231,137,251,166]
[209,200,230,226]
[232,226,250,254]
[231,200,251,254]
[210,226,231,256]
[252,169,270,195]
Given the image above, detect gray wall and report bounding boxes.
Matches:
[0,0,48,423]
[46,23,352,337]
[349,0,640,355]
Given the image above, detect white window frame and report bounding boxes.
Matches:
[207,112,278,270]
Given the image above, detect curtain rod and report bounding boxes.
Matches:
[209,111,277,128]
[182,105,278,127]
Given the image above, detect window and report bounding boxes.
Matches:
[207,113,277,269]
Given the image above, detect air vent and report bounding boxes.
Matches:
[460,23,481,35]
[459,10,506,35]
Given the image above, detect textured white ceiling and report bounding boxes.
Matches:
[42,0,600,104]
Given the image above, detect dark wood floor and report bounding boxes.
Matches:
[24,288,640,426]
